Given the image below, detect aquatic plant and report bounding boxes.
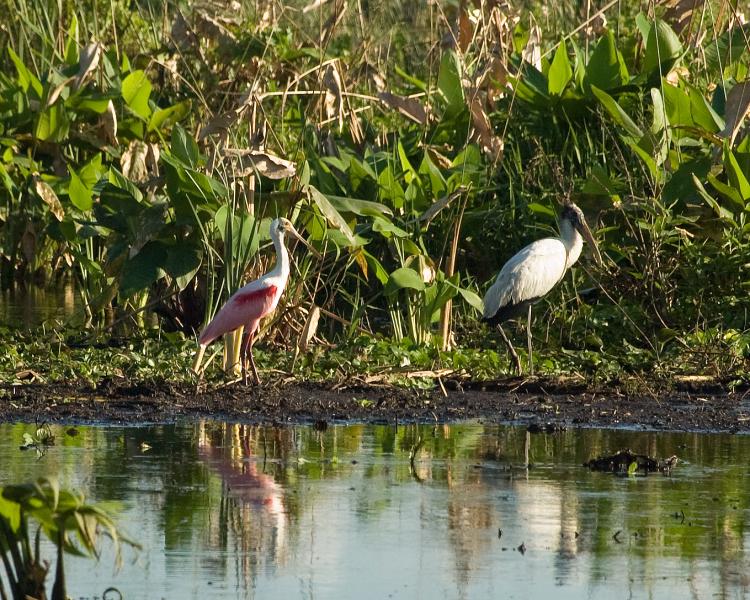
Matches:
[0,476,138,600]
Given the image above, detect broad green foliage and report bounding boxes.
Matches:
[0,1,749,380]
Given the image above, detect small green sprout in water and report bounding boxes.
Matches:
[19,423,55,457]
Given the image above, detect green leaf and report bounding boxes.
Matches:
[148,100,191,132]
[548,40,573,96]
[121,70,152,120]
[372,216,408,238]
[64,15,79,65]
[418,151,447,196]
[394,64,427,92]
[120,241,166,296]
[724,146,750,201]
[437,50,465,118]
[67,94,112,113]
[704,24,750,75]
[68,167,93,211]
[35,103,70,142]
[108,167,143,202]
[458,287,484,312]
[692,174,736,225]
[707,173,744,208]
[0,491,21,533]
[170,125,200,168]
[7,47,42,97]
[307,184,356,246]
[627,461,638,476]
[590,86,643,137]
[377,165,405,210]
[644,20,682,76]
[80,153,104,189]
[327,195,393,218]
[527,202,556,218]
[165,243,202,290]
[512,62,550,108]
[363,250,389,284]
[687,85,723,133]
[384,267,425,295]
[585,31,629,92]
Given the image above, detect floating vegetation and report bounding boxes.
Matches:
[584,449,679,475]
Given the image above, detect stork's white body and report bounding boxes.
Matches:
[482,219,583,322]
[481,204,600,375]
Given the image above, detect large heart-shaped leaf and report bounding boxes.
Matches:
[120,241,165,296]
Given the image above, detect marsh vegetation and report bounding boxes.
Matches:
[0,0,749,386]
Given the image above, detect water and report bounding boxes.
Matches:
[0,281,83,327]
[0,422,748,599]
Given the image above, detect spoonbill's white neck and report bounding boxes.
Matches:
[559,218,583,270]
[269,229,290,281]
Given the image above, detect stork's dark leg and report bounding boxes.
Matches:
[526,304,533,376]
[497,324,522,375]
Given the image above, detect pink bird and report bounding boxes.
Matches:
[192,217,317,384]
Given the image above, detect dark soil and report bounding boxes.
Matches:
[1,376,749,432]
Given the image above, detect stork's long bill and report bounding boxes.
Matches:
[575,216,602,266]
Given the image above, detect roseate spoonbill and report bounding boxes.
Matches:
[192,217,317,384]
[482,202,602,375]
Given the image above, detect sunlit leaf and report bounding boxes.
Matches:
[68,167,93,211]
[590,86,643,137]
[548,40,573,96]
[121,70,152,120]
[585,31,629,92]
[438,50,465,117]
[644,20,682,76]
[148,100,191,132]
[8,47,42,97]
[385,267,425,295]
[307,184,356,246]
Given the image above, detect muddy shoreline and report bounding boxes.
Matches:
[1,377,748,432]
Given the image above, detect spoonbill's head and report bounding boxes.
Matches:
[270,218,321,258]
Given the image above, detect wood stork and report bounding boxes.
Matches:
[482,202,602,375]
[192,217,318,384]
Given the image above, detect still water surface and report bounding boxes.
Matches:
[0,422,748,599]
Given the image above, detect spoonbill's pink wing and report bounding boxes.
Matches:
[198,283,279,346]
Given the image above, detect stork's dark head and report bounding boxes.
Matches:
[561,202,602,265]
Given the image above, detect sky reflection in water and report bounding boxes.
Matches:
[0,422,748,599]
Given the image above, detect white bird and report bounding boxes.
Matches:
[192,217,318,384]
[482,202,602,375]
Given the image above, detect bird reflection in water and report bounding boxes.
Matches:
[197,422,288,583]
